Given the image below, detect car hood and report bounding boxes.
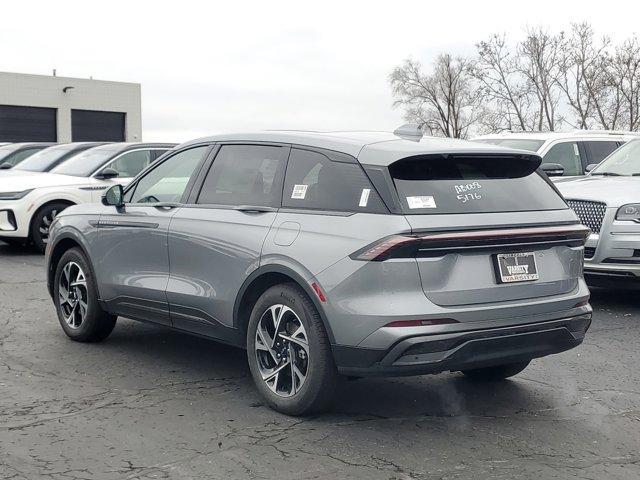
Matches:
[0,173,90,192]
[556,176,640,207]
[0,170,44,178]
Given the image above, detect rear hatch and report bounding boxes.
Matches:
[385,153,586,307]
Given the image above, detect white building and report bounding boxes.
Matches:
[0,71,141,143]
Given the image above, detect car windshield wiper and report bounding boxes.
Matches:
[591,172,622,176]
[632,173,640,176]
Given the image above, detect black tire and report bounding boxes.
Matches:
[461,360,530,381]
[53,248,116,342]
[246,283,338,416]
[31,202,71,253]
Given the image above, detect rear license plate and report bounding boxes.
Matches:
[494,252,539,283]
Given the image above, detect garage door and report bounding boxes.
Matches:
[0,105,57,142]
[72,109,125,142]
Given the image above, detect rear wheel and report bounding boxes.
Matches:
[461,361,530,381]
[53,248,116,342]
[246,283,338,416]
[31,202,70,253]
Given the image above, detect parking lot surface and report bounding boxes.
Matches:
[0,243,639,480]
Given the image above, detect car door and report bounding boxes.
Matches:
[166,143,289,339]
[93,145,211,326]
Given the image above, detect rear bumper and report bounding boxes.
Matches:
[333,314,591,377]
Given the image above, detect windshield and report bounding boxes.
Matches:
[474,138,545,152]
[14,145,83,172]
[0,144,24,161]
[50,146,122,177]
[590,140,640,176]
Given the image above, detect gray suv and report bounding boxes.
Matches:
[45,131,592,415]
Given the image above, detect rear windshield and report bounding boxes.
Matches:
[474,138,545,152]
[389,154,567,214]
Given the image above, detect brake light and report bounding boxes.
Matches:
[350,234,416,261]
[384,318,458,327]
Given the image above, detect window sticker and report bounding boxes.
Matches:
[359,188,371,207]
[573,143,579,156]
[406,195,436,209]
[291,184,308,199]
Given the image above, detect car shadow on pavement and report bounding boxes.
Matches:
[95,320,562,420]
[0,241,38,256]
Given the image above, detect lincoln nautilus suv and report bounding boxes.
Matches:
[45,131,592,415]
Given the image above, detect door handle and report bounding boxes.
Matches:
[153,203,179,210]
[235,205,278,213]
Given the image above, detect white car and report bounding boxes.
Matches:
[0,142,175,251]
[557,139,640,285]
[473,131,639,180]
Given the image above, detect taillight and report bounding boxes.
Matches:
[350,234,417,261]
[384,318,458,328]
[350,224,591,262]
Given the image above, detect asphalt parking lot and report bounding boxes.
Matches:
[0,243,638,480]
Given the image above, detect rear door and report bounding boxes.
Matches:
[166,143,289,339]
[94,145,210,325]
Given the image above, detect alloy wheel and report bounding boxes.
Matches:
[39,209,59,244]
[255,304,309,397]
[58,261,88,329]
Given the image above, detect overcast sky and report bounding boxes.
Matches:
[1,0,639,141]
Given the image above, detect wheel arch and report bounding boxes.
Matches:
[46,231,98,299]
[233,265,335,346]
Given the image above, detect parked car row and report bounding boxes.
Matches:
[0,142,175,250]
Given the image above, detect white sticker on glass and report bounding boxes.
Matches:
[359,188,371,207]
[406,195,437,209]
[291,184,308,199]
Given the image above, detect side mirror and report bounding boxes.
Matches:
[96,167,119,180]
[0,162,13,170]
[586,163,598,173]
[541,163,565,177]
[102,184,125,208]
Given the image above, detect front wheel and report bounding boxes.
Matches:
[246,283,338,416]
[461,360,530,381]
[53,248,117,342]
[31,202,70,253]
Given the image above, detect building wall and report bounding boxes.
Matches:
[0,72,141,142]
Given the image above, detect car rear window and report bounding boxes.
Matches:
[389,154,567,214]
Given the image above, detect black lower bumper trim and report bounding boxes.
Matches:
[334,314,591,377]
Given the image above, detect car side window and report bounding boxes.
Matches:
[128,146,208,204]
[283,148,386,213]
[542,142,582,176]
[197,145,287,207]
[583,141,619,164]
[105,150,153,178]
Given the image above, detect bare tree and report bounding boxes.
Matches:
[389,54,485,138]
[557,23,609,129]
[612,36,640,130]
[517,27,564,131]
[474,34,532,131]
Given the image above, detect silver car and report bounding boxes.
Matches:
[45,131,592,415]
[558,139,640,284]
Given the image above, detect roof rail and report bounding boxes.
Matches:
[393,123,424,142]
